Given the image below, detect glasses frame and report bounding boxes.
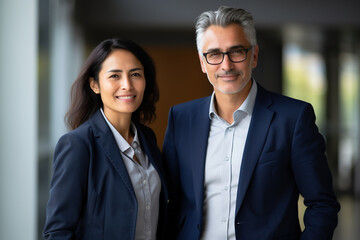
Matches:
[202,47,253,65]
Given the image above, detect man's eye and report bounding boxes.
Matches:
[231,49,246,55]
[208,52,222,58]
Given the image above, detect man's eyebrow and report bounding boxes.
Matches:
[229,45,247,50]
[205,48,220,53]
[205,45,247,53]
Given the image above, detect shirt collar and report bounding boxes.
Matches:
[100,108,139,153]
[209,79,258,122]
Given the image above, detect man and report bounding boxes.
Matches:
[163,6,340,240]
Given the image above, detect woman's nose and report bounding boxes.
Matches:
[121,76,133,90]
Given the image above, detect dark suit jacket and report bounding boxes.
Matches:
[43,110,168,240]
[163,83,340,240]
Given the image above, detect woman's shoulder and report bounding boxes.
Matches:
[57,119,94,147]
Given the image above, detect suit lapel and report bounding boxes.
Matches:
[136,126,158,170]
[235,85,274,214]
[90,110,135,195]
[190,97,211,215]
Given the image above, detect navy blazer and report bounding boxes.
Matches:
[43,110,168,240]
[163,83,340,240]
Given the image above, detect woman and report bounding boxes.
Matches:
[43,38,168,240]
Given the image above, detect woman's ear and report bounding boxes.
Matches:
[89,77,100,94]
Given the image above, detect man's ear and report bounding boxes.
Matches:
[199,53,207,73]
[251,45,259,68]
[89,77,100,94]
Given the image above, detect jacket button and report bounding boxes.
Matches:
[197,224,200,231]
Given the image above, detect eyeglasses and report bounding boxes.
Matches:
[202,47,252,65]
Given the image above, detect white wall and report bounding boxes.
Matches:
[0,0,38,240]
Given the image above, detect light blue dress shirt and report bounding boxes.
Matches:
[100,109,161,240]
[201,81,257,240]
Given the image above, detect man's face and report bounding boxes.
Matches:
[199,23,259,95]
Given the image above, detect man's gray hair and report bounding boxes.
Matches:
[195,6,257,54]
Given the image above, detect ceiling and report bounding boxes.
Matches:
[71,0,360,47]
[75,0,360,30]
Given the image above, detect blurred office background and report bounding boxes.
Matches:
[1,0,360,239]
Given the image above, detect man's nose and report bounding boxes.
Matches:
[220,54,235,70]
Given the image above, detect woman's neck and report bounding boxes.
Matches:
[103,109,134,144]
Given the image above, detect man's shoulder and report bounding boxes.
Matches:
[258,85,310,108]
[172,96,211,111]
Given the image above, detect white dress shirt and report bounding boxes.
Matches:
[201,81,257,240]
[100,109,161,240]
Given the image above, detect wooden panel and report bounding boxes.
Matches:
[144,45,212,147]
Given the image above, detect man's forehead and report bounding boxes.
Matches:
[202,24,249,51]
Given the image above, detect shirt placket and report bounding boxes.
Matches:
[133,143,153,240]
[222,124,235,237]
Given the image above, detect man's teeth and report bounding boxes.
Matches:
[117,96,135,99]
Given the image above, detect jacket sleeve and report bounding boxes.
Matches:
[43,132,90,240]
[291,103,340,240]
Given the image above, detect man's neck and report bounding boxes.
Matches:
[214,81,252,124]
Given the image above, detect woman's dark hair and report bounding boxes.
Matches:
[65,38,159,130]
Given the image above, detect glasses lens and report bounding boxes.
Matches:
[205,48,250,65]
[228,49,247,62]
[206,52,223,64]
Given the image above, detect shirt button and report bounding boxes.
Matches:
[228,128,233,132]
[146,205,151,210]
[143,179,147,184]
[224,186,228,191]
[225,157,229,161]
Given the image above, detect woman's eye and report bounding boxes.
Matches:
[131,72,141,77]
[109,74,119,78]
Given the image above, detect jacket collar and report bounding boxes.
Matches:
[88,110,167,199]
[89,110,136,195]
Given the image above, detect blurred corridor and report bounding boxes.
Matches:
[333,195,360,239]
[1,0,360,239]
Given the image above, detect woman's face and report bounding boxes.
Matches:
[90,49,146,122]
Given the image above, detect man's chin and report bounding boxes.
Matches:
[214,87,242,94]
[215,79,252,95]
